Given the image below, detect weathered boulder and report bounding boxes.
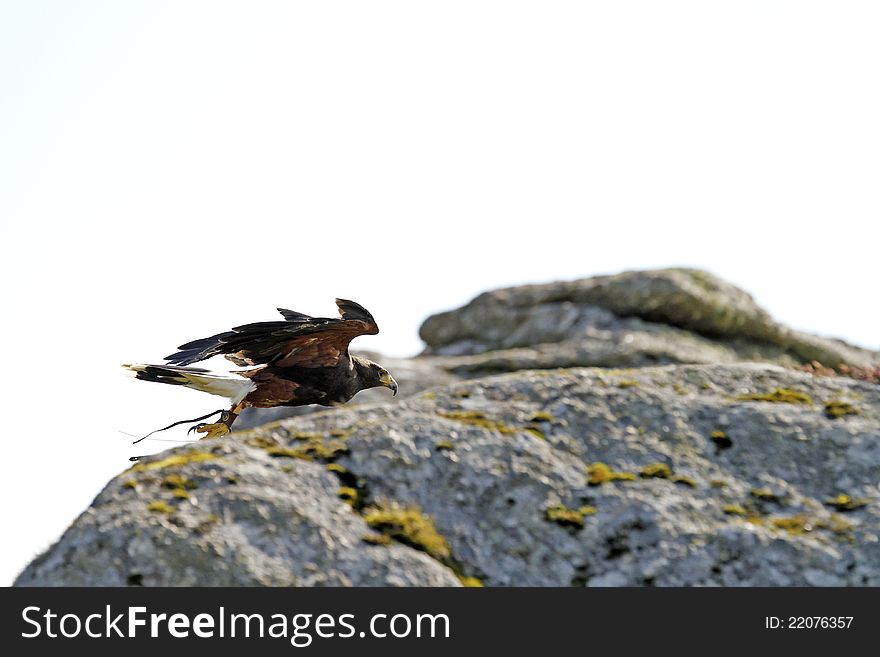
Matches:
[17,363,880,587]
[15,447,459,586]
[420,268,877,371]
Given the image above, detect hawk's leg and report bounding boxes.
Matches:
[189,402,246,440]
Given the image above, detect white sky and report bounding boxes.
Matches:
[1,1,877,586]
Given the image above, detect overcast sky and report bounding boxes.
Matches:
[1,1,877,585]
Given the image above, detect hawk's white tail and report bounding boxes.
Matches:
[122,363,256,405]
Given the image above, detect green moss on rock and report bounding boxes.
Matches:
[265,434,349,462]
[291,431,324,441]
[544,504,597,529]
[749,487,780,502]
[640,463,672,479]
[825,494,868,512]
[437,410,517,435]
[770,515,815,535]
[363,505,451,561]
[824,400,859,419]
[131,452,217,472]
[161,473,197,490]
[736,388,813,405]
[767,514,854,538]
[147,500,174,514]
[266,446,313,461]
[458,576,484,587]
[722,504,749,516]
[437,410,544,440]
[586,462,636,485]
[361,533,392,546]
[337,486,358,506]
[243,435,278,449]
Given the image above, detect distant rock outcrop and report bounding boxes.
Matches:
[16,269,880,586]
[420,268,877,373]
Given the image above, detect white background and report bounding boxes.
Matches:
[1,1,877,585]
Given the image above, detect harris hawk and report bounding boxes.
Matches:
[124,299,397,439]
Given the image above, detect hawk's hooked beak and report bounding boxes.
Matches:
[379,372,398,396]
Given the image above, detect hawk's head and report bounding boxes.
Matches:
[354,358,398,396]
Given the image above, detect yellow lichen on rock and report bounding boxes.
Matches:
[545,503,597,529]
[736,388,813,405]
[131,452,217,472]
[640,463,672,479]
[363,505,451,561]
[586,462,636,485]
[146,500,174,514]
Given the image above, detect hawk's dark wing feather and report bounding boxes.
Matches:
[164,299,378,368]
[276,308,313,322]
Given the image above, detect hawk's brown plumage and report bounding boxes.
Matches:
[165,298,379,368]
[126,299,397,438]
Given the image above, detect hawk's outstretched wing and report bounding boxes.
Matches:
[164,299,378,368]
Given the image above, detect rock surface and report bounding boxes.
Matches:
[420,268,877,372]
[16,446,459,586]
[17,363,880,587]
[16,269,880,586]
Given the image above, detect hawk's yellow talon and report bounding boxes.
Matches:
[195,422,231,440]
